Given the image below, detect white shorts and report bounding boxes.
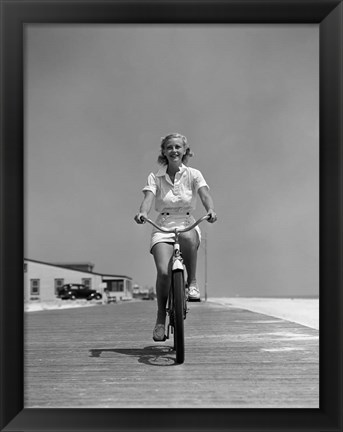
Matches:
[150,213,201,253]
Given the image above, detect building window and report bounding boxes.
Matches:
[30,279,40,296]
[54,278,64,294]
[107,280,124,292]
[24,263,27,273]
[82,278,91,289]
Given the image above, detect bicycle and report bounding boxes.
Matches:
[140,214,210,364]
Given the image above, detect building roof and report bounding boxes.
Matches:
[24,258,132,280]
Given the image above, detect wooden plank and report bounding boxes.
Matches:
[24,301,319,408]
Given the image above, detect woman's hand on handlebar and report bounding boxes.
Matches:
[207,209,217,223]
[134,212,147,224]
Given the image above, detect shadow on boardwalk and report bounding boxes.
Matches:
[90,345,177,367]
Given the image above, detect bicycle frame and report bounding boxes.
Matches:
[142,214,209,344]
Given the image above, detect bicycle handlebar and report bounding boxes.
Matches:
[141,214,210,233]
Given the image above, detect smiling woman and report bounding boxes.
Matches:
[134,133,217,341]
[157,133,193,167]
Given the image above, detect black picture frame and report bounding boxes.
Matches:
[0,1,341,431]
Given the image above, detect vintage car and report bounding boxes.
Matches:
[57,284,102,301]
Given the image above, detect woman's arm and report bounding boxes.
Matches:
[134,190,155,224]
[198,186,217,223]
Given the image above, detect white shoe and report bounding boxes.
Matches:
[153,324,166,342]
[188,283,200,301]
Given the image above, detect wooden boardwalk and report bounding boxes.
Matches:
[24,300,319,408]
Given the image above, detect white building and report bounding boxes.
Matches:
[24,258,133,303]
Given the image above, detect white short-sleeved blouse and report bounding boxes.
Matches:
[142,164,209,213]
[142,164,209,252]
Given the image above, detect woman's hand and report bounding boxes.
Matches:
[207,209,217,223]
[134,212,148,224]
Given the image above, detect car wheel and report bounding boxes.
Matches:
[95,294,102,300]
[70,295,76,300]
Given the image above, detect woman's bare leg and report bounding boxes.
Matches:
[179,230,200,286]
[151,242,174,325]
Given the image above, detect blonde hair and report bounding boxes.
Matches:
[158,133,194,165]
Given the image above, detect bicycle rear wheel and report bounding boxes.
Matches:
[172,269,185,364]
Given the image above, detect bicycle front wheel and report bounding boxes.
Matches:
[172,269,185,364]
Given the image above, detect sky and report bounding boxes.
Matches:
[24,24,319,297]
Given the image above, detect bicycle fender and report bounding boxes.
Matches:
[172,260,184,271]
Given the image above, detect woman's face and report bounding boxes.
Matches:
[163,138,186,165]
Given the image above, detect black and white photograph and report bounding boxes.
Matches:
[2,1,343,431]
[23,23,319,408]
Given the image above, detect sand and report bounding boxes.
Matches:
[207,297,319,330]
[24,299,101,312]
